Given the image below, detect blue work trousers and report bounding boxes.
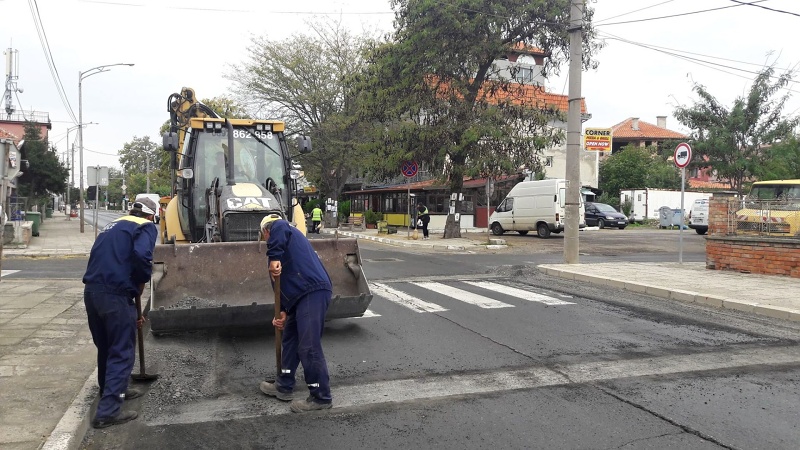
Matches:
[84,289,137,419]
[276,289,332,403]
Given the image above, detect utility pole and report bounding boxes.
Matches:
[146,153,150,192]
[564,0,584,264]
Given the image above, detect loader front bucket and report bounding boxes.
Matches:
[148,237,372,334]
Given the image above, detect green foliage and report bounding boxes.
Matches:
[117,136,170,196]
[356,0,602,238]
[364,209,382,225]
[599,145,681,199]
[621,200,632,217]
[303,198,321,214]
[228,18,377,202]
[338,200,351,220]
[595,193,620,209]
[17,122,69,204]
[753,135,800,180]
[674,66,800,195]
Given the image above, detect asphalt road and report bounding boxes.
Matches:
[3,227,797,448]
[73,232,800,450]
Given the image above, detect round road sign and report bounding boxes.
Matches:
[674,142,692,168]
[401,160,418,178]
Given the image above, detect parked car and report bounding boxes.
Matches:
[584,202,628,229]
[688,198,709,235]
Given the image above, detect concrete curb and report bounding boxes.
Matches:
[41,368,98,450]
[538,265,800,322]
[322,229,500,250]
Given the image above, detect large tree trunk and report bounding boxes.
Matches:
[443,157,466,239]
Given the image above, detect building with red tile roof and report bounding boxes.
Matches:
[610,117,687,153]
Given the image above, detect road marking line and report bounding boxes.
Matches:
[1,270,20,277]
[415,281,513,309]
[371,283,447,313]
[462,281,575,306]
[145,345,800,426]
[360,309,381,318]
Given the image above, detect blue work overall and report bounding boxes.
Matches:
[276,289,332,403]
[84,288,137,420]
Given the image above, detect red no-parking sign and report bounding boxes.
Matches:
[401,160,418,178]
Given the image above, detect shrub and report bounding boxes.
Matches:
[364,210,383,224]
[338,200,351,221]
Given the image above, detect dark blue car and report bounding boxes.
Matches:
[584,202,628,229]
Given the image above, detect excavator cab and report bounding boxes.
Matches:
[148,88,372,334]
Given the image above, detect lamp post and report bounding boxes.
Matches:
[78,63,134,233]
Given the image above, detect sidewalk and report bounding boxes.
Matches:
[3,214,97,257]
[1,218,799,449]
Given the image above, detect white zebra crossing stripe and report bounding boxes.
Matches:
[462,281,574,306]
[1,270,20,277]
[360,309,381,318]
[371,283,448,313]
[414,281,513,309]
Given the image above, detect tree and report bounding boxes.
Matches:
[599,145,681,200]
[17,122,69,207]
[117,136,169,196]
[227,18,378,202]
[357,0,601,238]
[753,136,800,181]
[674,66,800,196]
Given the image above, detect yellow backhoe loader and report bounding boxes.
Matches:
[148,88,372,333]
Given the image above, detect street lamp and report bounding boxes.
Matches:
[78,63,134,233]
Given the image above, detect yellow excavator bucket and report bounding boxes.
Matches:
[147,236,372,334]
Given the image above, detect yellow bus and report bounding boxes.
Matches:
[736,179,800,236]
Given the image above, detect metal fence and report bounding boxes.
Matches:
[729,198,800,237]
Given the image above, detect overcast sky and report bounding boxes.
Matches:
[3,0,800,187]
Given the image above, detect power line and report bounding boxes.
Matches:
[596,0,769,26]
[594,0,676,24]
[598,30,793,70]
[597,31,800,94]
[728,0,800,18]
[77,0,393,14]
[27,0,78,124]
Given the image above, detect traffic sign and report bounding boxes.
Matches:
[401,160,418,178]
[674,143,692,168]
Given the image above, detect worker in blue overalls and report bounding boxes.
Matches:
[258,214,334,412]
[82,198,158,428]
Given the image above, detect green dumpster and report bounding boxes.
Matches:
[46,208,53,218]
[27,212,41,237]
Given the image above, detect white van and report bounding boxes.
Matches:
[688,198,710,235]
[134,193,162,223]
[489,179,585,238]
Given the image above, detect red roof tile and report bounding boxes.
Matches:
[688,180,731,190]
[611,118,687,140]
[431,77,587,114]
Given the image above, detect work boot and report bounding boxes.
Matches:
[124,388,143,400]
[290,396,332,413]
[92,410,138,429]
[259,381,293,401]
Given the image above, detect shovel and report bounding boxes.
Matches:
[274,275,282,374]
[131,293,159,382]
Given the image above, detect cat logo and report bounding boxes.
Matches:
[226,197,273,210]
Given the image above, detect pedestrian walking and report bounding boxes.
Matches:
[82,198,159,428]
[417,203,430,240]
[311,204,323,234]
[258,214,334,412]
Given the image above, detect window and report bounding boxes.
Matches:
[515,67,533,83]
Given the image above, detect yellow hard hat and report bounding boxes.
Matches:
[260,214,282,231]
